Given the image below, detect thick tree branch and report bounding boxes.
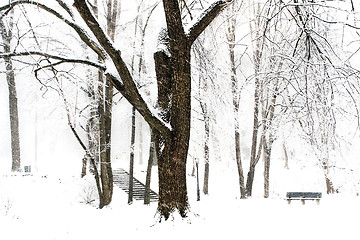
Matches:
[73,0,119,62]
[188,0,232,44]
[162,0,185,41]
[73,0,171,138]
[55,0,75,19]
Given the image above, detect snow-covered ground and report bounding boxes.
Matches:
[1,159,359,240]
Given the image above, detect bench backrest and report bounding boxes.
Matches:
[286,192,322,199]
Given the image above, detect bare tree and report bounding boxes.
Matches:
[192,37,212,195]
[0,10,21,172]
[225,0,246,198]
[152,0,233,219]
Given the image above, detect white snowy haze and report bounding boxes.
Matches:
[1,0,360,239]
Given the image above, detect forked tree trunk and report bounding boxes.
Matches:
[154,0,232,219]
[246,166,255,197]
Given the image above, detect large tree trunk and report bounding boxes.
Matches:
[98,74,112,208]
[155,43,192,219]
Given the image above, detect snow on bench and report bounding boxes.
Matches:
[286,192,322,205]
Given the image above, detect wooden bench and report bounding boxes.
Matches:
[286,192,322,204]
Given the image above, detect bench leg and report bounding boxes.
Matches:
[287,199,291,204]
[316,199,320,205]
[301,199,305,205]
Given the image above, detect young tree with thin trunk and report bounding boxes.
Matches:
[244,0,271,198]
[0,11,21,172]
[225,0,246,199]
[192,37,212,195]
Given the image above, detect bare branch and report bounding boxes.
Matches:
[73,0,172,138]
[1,0,106,58]
[188,0,233,44]
[0,51,105,69]
[55,0,74,19]
[312,14,360,30]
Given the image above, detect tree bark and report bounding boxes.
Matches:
[322,159,335,194]
[263,142,271,198]
[144,129,157,205]
[153,0,231,219]
[203,109,210,195]
[245,75,261,197]
[1,16,21,172]
[128,106,136,204]
[90,0,117,208]
[6,56,21,172]
[226,5,246,198]
[154,44,192,219]
[283,142,289,169]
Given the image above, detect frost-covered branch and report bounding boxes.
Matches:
[0,0,106,58]
[188,0,233,44]
[0,51,105,70]
[73,0,172,138]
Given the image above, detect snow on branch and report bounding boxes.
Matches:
[73,0,119,62]
[187,0,233,44]
[0,0,106,58]
[0,51,105,70]
[73,0,172,138]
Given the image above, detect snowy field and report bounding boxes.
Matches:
[1,160,359,240]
